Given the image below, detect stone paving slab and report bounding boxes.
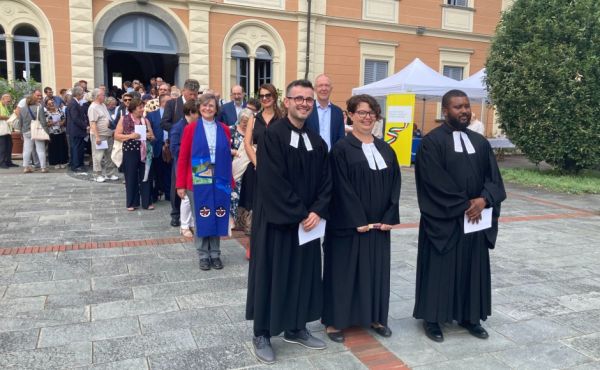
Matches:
[92,329,197,364]
[0,342,92,369]
[491,342,593,370]
[148,343,257,370]
[91,297,179,321]
[38,316,141,348]
[0,328,39,353]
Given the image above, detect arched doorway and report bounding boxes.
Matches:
[103,14,178,88]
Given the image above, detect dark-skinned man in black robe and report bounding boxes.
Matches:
[246,80,332,364]
[413,89,506,342]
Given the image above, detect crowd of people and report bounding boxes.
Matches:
[0,74,506,366]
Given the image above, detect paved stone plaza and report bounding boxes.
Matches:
[0,161,599,369]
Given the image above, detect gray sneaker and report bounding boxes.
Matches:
[283,328,327,350]
[252,335,276,364]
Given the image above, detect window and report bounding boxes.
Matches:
[254,46,272,92]
[0,25,6,79]
[364,60,388,85]
[231,44,249,95]
[443,65,464,81]
[447,0,468,6]
[13,25,41,82]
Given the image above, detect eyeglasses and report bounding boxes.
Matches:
[123,98,132,102]
[354,110,377,119]
[258,93,273,100]
[286,96,315,105]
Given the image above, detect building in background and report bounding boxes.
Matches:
[0,0,513,134]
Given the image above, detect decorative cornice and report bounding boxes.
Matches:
[205,2,492,44]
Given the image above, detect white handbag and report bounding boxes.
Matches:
[0,120,9,136]
[29,106,49,141]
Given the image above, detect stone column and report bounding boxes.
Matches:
[93,47,104,87]
[69,0,95,86]
[249,56,256,95]
[188,3,210,88]
[5,35,14,82]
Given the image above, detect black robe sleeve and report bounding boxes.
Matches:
[257,126,309,225]
[381,146,401,225]
[481,142,507,248]
[308,147,332,220]
[330,144,369,229]
[415,135,470,254]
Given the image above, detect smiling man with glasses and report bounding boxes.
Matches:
[246,79,332,365]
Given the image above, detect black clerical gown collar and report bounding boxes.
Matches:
[346,132,378,149]
[284,117,309,133]
[442,121,468,133]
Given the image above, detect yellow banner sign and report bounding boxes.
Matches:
[385,94,416,166]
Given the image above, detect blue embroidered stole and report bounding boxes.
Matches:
[191,120,232,237]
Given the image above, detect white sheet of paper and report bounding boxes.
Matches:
[95,140,108,149]
[163,130,169,140]
[387,106,413,123]
[298,219,326,246]
[464,207,492,234]
[134,125,147,141]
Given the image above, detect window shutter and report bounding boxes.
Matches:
[443,65,464,81]
[364,60,388,85]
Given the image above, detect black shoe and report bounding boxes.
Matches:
[199,258,211,271]
[7,163,18,168]
[283,328,327,349]
[372,325,392,338]
[252,335,276,364]
[170,218,181,227]
[326,330,345,343]
[459,322,489,339]
[210,257,223,270]
[423,321,444,342]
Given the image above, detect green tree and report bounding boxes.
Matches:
[486,0,600,173]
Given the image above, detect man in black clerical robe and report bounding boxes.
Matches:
[413,89,506,343]
[246,80,332,364]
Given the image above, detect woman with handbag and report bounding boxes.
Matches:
[44,97,68,169]
[114,98,156,211]
[18,89,49,173]
[0,93,17,169]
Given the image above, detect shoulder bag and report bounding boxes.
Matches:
[29,105,50,141]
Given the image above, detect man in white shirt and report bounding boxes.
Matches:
[88,88,118,182]
[305,74,345,151]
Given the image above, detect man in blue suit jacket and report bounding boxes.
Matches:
[217,85,246,125]
[305,74,345,151]
[147,94,172,203]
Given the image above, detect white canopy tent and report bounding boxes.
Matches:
[352,58,462,131]
[352,58,461,99]
[457,68,488,100]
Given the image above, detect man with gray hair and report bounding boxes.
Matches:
[66,86,88,172]
[88,88,118,182]
[161,78,199,227]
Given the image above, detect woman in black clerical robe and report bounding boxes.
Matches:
[322,94,401,343]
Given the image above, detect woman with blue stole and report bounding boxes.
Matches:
[176,94,232,271]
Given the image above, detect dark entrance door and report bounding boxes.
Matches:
[104,50,178,88]
[103,14,179,88]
